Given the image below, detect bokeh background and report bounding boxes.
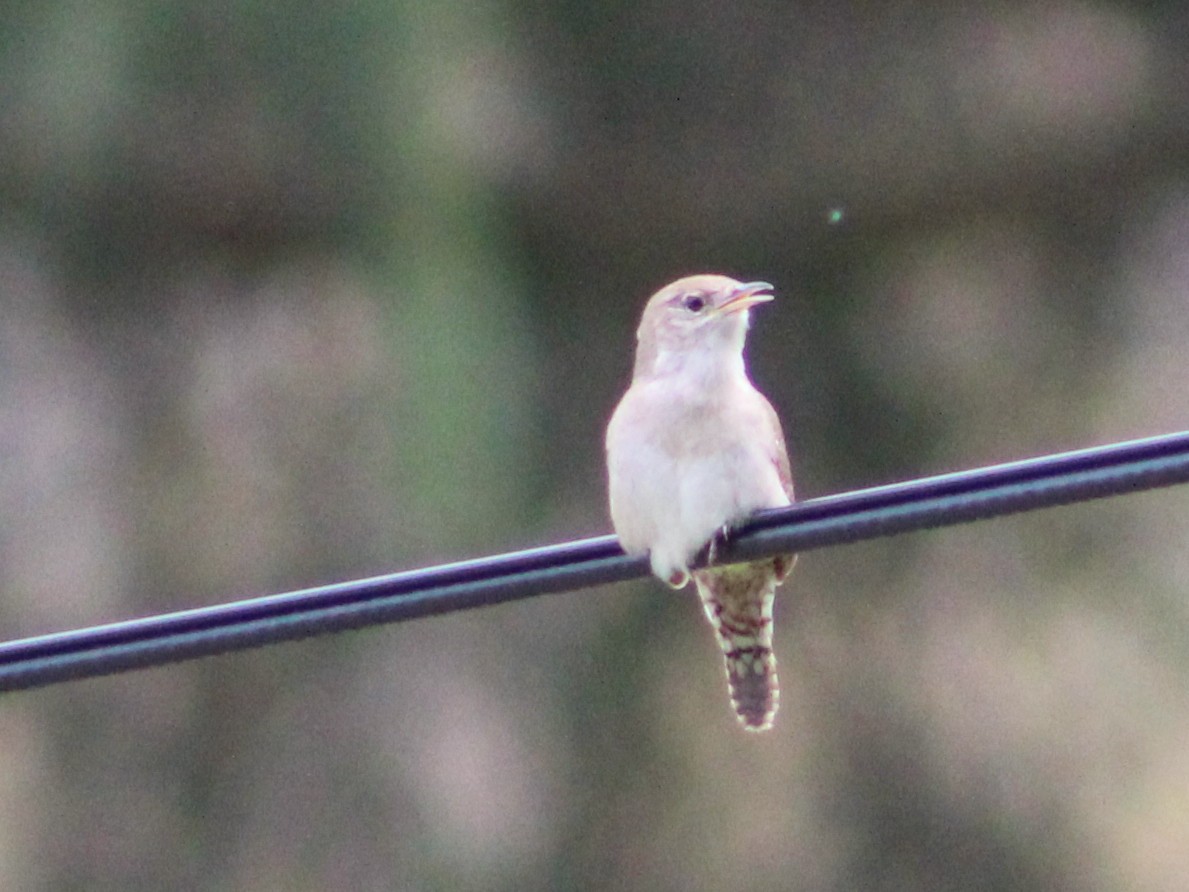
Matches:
[3,1,1189,889]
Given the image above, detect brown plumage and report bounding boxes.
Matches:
[694,554,795,731]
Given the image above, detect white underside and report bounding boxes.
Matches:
[606,374,789,585]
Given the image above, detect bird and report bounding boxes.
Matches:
[605,274,795,732]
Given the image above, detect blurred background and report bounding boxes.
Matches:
[2,1,1189,889]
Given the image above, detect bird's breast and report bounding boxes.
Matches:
[607,378,788,568]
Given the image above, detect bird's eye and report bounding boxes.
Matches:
[683,294,706,313]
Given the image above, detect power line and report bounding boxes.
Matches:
[2,430,1189,693]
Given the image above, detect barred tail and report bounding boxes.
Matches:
[693,561,783,732]
[724,641,778,731]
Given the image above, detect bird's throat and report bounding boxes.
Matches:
[648,343,747,394]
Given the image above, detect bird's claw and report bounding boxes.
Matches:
[706,522,734,566]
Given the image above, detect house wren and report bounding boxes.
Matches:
[605,274,795,731]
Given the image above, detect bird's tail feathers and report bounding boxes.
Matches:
[694,562,781,732]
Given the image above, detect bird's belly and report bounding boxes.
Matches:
[607,439,681,554]
[677,447,788,551]
[608,405,789,581]
[614,449,785,576]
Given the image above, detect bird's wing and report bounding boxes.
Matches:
[760,394,794,502]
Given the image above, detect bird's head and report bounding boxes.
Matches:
[633,274,774,380]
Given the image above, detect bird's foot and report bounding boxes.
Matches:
[706,522,735,566]
[650,550,691,589]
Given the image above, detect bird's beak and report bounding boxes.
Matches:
[715,281,775,315]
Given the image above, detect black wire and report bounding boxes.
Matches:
[3,430,1189,692]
